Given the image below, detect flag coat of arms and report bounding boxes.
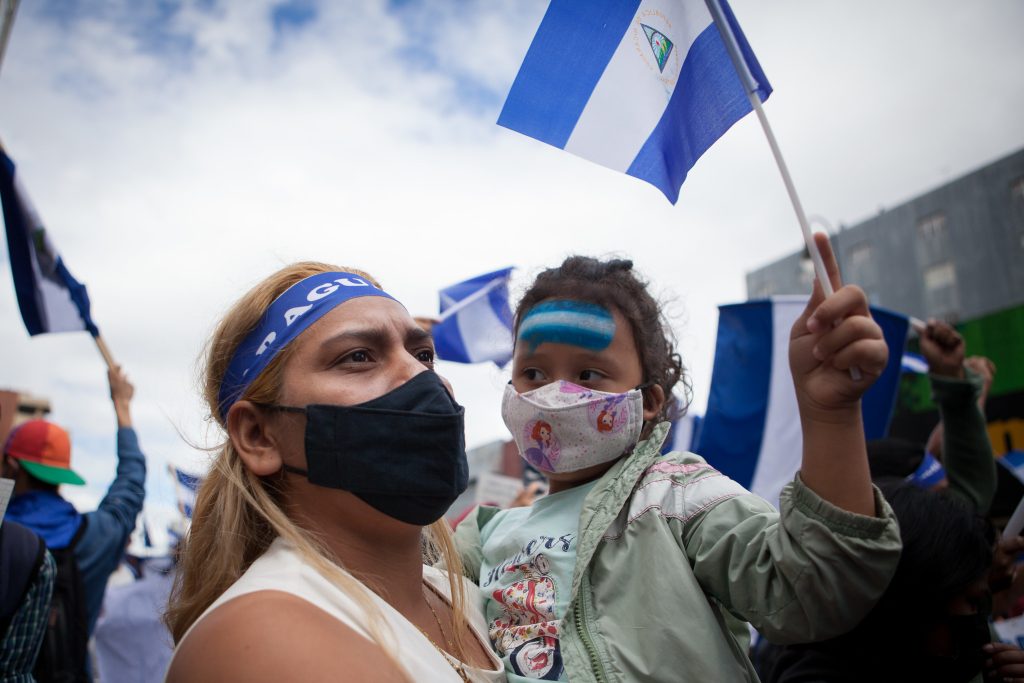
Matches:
[696,296,910,504]
[432,267,515,366]
[498,0,770,203]
[1,146,98,336]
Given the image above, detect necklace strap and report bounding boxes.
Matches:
[420,583,469,682]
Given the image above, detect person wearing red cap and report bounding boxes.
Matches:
[1,366,146,678]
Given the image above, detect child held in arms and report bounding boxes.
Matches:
[455,236,901,682]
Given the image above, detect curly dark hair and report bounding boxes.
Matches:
[514,256,689,437]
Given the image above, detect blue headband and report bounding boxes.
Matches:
[218,272,397,419]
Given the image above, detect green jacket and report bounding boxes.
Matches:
[455,422,902,682]
[931,370,996,513]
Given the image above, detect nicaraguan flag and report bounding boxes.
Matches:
[432,267,515,366]
[498,0,770,203]
[696,296,909,503]
[170,465,203,519]
[1,146,99,336]
[900,351,929,374]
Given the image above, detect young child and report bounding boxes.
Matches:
[454,236,902,682]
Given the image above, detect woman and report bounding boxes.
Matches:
[165,263,503,682]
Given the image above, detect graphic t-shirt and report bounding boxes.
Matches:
[478,480,598,682]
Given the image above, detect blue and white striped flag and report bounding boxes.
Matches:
[432,267,515,366]
[900,351,929,374]
[1,146,98,337]
[498,0,770,203]
[170,465,203,520]
[696,296,909,503]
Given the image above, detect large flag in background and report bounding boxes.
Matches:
[1,146,98,336]
[498,0,770,203]
[432,267,515,366]
[696,296,910,504]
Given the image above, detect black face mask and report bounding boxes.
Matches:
[273,371,469,526]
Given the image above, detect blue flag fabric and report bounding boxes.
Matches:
[170,465,203,520]
[433,267,515,366]
[695,296,909,503]
[498,0,770,203]
[1,146,99,336]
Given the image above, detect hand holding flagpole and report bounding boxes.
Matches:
[94,335,117,371]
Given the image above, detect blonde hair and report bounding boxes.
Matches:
[166,261,469,664]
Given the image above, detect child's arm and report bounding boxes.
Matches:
[789,233,888,517]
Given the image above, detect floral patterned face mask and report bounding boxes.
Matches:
[501,380,644,474]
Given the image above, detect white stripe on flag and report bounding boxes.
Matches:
[456,296,514,364]
[748,297,805,505]
[564,0,712,171]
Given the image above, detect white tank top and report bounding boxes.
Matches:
[169,538,504,682]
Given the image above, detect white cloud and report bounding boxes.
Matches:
[1,0,1022,513]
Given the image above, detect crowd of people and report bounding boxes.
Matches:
[1,241,1020,682]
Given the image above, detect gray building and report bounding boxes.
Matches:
[746,147,1024,322]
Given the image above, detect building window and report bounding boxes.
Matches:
[849,243,871,269]
[924,261,956,291]
[917,212,947,239]
[1012,177,1024,201]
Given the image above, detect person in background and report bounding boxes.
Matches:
[926,355,997,464]
[1,368,146,680]
[917,320,997,511]
[868,320,996,513]
[93,530,178,683]
[0,519,55,682]
[760,481,1024,683]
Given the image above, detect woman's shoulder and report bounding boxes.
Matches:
[165,590,408,683]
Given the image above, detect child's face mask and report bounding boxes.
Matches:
[501,380,644,474]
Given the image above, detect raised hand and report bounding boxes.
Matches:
[983,642,1024,681]
[920,319,965,379]
[789,233,889,419]
[108,365,135,428]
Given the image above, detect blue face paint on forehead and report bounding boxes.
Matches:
[517,300,616,352]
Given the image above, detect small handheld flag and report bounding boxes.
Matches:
[432,267,515,366]
[696,296,910,503]
[1,145,99,338]
[169,465,203,520]
[900,351,929,375]
[498,0,770,203]
[1,144,117,369]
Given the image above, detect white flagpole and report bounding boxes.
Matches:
[704,0,832,296]
[435,275,508,323]
[705,0,861,379]
[0,0,20,77]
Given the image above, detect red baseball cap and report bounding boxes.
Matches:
[4,420,86,486]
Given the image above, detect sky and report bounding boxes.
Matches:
[2,0,1023,545]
